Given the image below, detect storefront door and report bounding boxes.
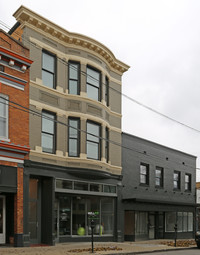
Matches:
[148,213,155,239]
[0,196,5,244]
[29,179,41,244]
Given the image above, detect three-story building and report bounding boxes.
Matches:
[9,5,129,246]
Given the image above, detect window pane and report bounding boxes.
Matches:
[59,196,71,235]
[0,98,6,117]
[140,165,147,174]
[87,122,99,142]
[69,80,78,95]
[72,197,86,235]
[69,139,78,156]
[42,133,53,153]
[183,212,188,232]
[0,117,6,137]
[43,52,54,72]
[74,182,88,191]
[69,64,78,79]
[155,178,161,186]
[156,169,161,177]
[173,181,178,189]
[177,212,183,231]
[69,120,78,138]
[101,198,114,235]
[87,141,98,159]
[42,70,54,88]
[90,184,102,192]
[87,68,100,87]
[56,179,72,189]
[42,113,54,133]
[87,197,100,235]
[188,212,193,231]
[87,85,99,101]
[165,212,176,232]
[140,174,146,184]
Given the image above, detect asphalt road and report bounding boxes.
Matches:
[138,248,199,255]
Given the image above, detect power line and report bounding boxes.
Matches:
[0,20,199,135]
[0,96,197,171]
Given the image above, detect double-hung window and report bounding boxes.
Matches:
[42,51,56,89]
[68,118,80,157]
[155,166,164,187]
[87,66,101,101]
[105,76,109,106]
[185,173,191,191]
[0,94,8,139]
[140,163,149,185]
[173,171,181,190]
[87,121,101,160]
[68,61,80,95]
[42,111,56,153]
[105,127,109,163]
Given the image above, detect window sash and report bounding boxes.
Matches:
[155,167,163,187]
[87,122,101,160]
[185,174,191,191]
[87,67,101,101]
[68,118,80,157]
[42,51,55,88]
[68,62,80,95]
[173,171,180,189]
[42,111,56,154]
[0,94,8,139]
[140,164,149,185]
[105,127,109,163]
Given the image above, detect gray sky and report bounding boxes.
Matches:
[1,0,200,179]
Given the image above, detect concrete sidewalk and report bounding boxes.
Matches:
[0,240,197,255]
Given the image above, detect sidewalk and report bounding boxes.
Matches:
[0,240,197,255]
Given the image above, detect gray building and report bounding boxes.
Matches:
[121,133,196,241]
[9,6,129,246]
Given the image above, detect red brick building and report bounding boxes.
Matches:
[0,29,32,246]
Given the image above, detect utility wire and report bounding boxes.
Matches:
[0,96,197,171]
[0,20,199,134]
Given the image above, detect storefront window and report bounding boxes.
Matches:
[55,194,115,237]
[101,198,114,235]
[87,197,100,235]
[72,196,86,235]
[135,212,148,236]
[166,212,193,232]
[59,196,71,235]
[165,212,176,232]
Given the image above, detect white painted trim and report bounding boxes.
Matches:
[0,157,24,164]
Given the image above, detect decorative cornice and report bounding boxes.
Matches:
[12,5,130,75]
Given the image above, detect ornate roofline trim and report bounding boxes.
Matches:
[13,5,130,74]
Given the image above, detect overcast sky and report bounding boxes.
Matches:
[1,0,200,179]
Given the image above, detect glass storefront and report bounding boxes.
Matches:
[54,194,115,237]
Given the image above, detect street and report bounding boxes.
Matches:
[138,248,199,255]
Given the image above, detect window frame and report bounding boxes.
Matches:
[105,127,109,163]
[42,50,56,89]
[140,163,149,186]
[41,110,56,154]
[105,76,109,106]
[68,60,80,95]
[0,94,9,140]
[155,166,164,188]
[173,171,181,190]
[86,65,101,101]
[185,173,191,192]
[68,117,80,157]
[86,120,101,160]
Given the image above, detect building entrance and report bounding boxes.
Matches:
[0,196,5,244]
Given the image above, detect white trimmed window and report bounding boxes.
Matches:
[0,94,8,139]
